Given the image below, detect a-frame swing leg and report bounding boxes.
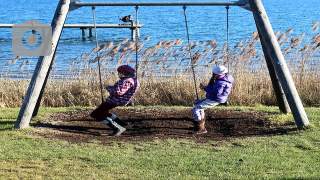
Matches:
[32,57,55,117]
[249,0,309,128]
[14,0,70,129]
[256,24,291,114]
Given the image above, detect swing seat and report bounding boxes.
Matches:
[195,99,206,104]
[220,100,230,106]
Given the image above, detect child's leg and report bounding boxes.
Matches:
[199,99,220,110]
[191,105,206,134]
[191,100,219,121]
[90,101,117,121]
[190,99,219,134]
[91,102,126,136]
[191,105,205,121]
[109,113,128,126]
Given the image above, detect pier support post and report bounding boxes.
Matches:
[249,0,309,128]
[89,28,93,37]
[81,28,94,39]
[130,21,141,41]
[14,0,70,129]
[131,21,135,41]
[81,28,86,39]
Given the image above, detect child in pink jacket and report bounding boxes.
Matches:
[90,65,140,136]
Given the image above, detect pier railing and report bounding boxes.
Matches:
[0,21,144,40]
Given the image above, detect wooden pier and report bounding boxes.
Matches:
[0,21,144,40]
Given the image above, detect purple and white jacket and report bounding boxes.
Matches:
[106,76,140,106]
[204,73,234,103]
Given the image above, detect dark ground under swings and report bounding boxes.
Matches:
[30,108,295,144]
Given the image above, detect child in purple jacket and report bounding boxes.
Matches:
[90,65,140,136]
[191,65,234,135]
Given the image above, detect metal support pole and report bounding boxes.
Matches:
[249,0,309,128]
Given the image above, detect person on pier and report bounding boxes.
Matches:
[120,15,133,23]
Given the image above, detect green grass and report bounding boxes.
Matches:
[1,106,320,179]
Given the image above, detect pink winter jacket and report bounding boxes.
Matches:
[105,76,140,106]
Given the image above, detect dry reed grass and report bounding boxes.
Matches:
[1,21,320,108]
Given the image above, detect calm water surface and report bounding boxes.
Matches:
[0,0,319,77]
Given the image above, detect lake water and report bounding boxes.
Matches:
[0,0,319,78]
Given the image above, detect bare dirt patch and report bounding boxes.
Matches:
[30,108,295,143]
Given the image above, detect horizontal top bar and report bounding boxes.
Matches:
[0,24,145,28]
[74,1,247,7]
[0,24,14,28]
[63,24,145,28]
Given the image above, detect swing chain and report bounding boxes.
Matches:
[135,6,139,74]
[92,6,104,103]
[225,5,230,72]
[183,5,199,100]
[130,5,140,106]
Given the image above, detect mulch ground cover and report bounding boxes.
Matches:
[30,108,295,143]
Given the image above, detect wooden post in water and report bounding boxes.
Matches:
[131,21,135,41]
[249,0,309,128]
[81,28,86,39]
[15,0,70,129]
[89,28,93,37]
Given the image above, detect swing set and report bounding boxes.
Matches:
[15,0,310,130]
[90,2,231,103]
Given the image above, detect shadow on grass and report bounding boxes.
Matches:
[0,121,15,131]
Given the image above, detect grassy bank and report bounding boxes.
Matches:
[1,106,320,179]
[1,21,319,108]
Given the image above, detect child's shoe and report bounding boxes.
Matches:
[110,114,128,126]
[193,119,207,135]
[107,118,126,136]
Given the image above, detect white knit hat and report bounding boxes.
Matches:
[212,65,228,75]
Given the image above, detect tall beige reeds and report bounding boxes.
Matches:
[234,41,242,49]
[1,21,320,108]
[312,20,319,31]
[144,36,151,41]
[278,33,286,42]
[12,56,21,63]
